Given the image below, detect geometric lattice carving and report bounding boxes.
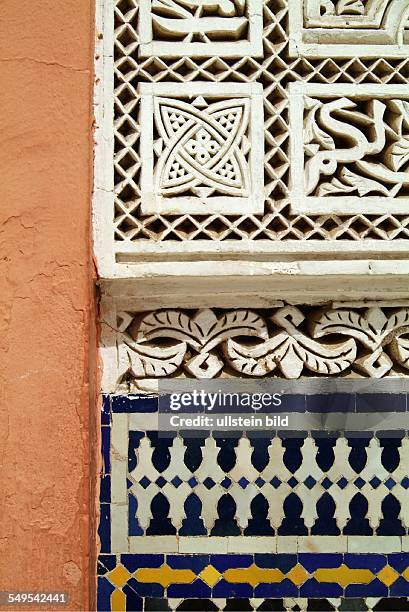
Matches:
[138,0,264,58]
[290,84,409,214]
[139,83,264,214]
[110,0,409,245]
[113,304,409,382]
[289,0,409,58]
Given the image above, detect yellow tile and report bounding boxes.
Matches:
[286,563,309,586]
[111,588,126,612]
[107,565,131,588]
[200,565,222,587]
[402,567,409,581]
[377,566,399,587]
[224,564,284,587]
[315,564,374,587]
[135,564,196,587]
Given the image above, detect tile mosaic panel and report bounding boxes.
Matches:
[97,552,409,610]
[98,393,409,609]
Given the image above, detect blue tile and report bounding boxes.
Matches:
[344,554,386,572]
[388,553,409,573]
[98,504,110,554]
[100,475,111,504]
[98,555,117,575]
[120,555,164,572]
[112,394,158,413]
[101,396,111,425]
[255,554,296,572]
[306,394,355,413]
[210,555,253,572]
[254,579,297,598]
[299,554,343,572]
[102,426,110,473]
[345,579,387,597]
[168,579,211,598]
[167,555,210,573]
[390,577,409,596]
[356,393,406,413]
[300,578,343,598]
[97,576,115,612]
[122,583,143,611]
[127,577,163,598]
[212,579,253,598]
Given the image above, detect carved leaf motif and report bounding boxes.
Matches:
[388,334,409,370]
[135,309,267,353]
[311,307,409,350]
[316,177,355,197]
[341,168,390,196]
[136,310,202,349]
[121,337,187,377]
[388,138,409,172]
[200,308,268,352]
[224,332,356,378]
[311,308,388,349]
[223,337,279,376]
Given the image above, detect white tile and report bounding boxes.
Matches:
[347,536,401,553]
[276,536,298,553]
[129,536,178,553]
[298,536,347,553]
[228,537,277,553]
[179,537,228,553]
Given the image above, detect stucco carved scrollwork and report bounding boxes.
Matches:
[290,83,409,214]
[113,305,409,381]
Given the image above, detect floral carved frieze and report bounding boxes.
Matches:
[114,305,409,381]
[289,0,409,57]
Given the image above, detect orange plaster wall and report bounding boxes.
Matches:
[0,2,96,610]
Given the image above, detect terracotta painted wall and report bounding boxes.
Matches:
[0,2,95,610]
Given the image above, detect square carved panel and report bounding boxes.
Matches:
[138,0,264,58]
[139,82,264,215]
[289,83,409,215]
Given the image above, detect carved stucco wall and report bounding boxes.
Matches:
[94,0,409,610]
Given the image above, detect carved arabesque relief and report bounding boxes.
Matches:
[112,305,409,383]
[290,84,409,214]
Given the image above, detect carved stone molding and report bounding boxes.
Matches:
[100,302,409,390]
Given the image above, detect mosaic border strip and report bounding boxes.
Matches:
[97,552,409,610]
